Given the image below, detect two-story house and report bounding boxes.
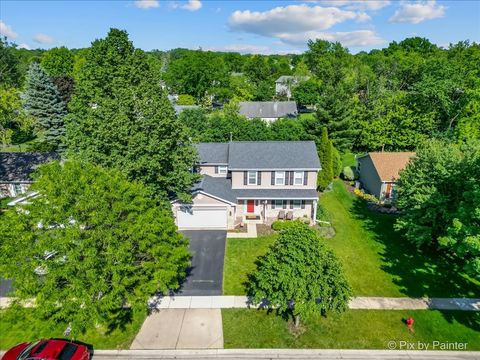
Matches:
[172,141,321,230]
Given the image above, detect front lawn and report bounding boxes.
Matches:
[223,309,480,350]
[0,307,146,350]
[322,180,480,297]
[223,235,276,295]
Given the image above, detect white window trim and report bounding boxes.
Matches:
[218,166,228,174]
[292,200,302,209]
[275,171,285,185]
[248,171,257,185]
[294,171,304,185]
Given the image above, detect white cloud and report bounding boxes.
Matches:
[33,33,55,44]
[134,0,159,9]
[390,1,445,24]
[171,0,202,11]
[279,29,386,47]
[18,43,31,50]
[229,5,368,36]
[0,21,18,39]
[318,1,391,11]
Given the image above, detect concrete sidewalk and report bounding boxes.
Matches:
[148,295,480,311]
[226,223,257,238]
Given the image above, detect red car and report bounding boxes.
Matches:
[2,339,91,360]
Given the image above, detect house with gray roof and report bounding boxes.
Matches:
[239,101,298,123]
[0,152,60,199]
[172,141,321,230]
[275,76,309,99]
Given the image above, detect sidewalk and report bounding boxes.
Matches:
[226,223,257,238]
[148,295,480,311]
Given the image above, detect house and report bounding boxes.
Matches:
[275,76,309,98]
[172,141,321,230]
[0,152,60,199]
[173,104,200,115]
[357,152,416,201]
[239,101,298,123]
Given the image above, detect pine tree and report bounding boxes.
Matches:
[317,127,333,190]
[23,62,67,149]
[316,85,358,151]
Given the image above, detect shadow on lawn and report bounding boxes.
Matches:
[350,197,478,298]
[349,197,480,331]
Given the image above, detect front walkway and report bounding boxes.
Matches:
[226,223,257,238]
[148,295,480,311]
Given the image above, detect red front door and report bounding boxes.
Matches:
[247,200,255,213]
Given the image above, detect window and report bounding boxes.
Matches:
[275,171,285,185]
[292,200,302,209]
[218,166,228,174]
[248,171,257,185]
[13,183,23,195]
[272,200,285,209]
[294,171,304,185]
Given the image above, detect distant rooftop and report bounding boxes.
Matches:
[275,75,310,83]
[239,101,298,119]
[362,152,416,182]
[0,152,60,182]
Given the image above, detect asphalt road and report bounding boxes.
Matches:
[177,230,226,296]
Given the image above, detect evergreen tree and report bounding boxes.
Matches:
[317,127,333,190]
[67,29,198,201]
[316,85,357,151]
[23,62,67,149]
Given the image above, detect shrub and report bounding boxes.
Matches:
[176,94,196,105]
[271,219,304,231]
[342,166,355,181]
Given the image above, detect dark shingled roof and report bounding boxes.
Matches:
[196,143,229,164]
[192,175,236,203]
[0,152,60,182]
[196,141,320,170]
[192,175,318,202]
[228,141,320,170]
[239,101,298,119]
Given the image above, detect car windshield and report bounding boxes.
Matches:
[17,341,40,360]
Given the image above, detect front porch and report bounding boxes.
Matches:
[235,198,318,226]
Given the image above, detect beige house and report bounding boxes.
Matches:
[357,152,416,201]
[172,141,321,230]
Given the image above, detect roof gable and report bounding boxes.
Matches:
[364,152,416,182]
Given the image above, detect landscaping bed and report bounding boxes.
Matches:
[222,309,480,350]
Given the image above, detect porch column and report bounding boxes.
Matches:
[312,199,317,225]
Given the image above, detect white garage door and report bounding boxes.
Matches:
[177,206,227,230]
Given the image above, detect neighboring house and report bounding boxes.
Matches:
[172,141,321,230]
[239,101,298,123]
[357,152,416,202]
[0,152,60,199]
[275,76,309,98]
[173,104,200,115]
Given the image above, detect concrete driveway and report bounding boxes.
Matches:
[130,309,223,349]
[177,231,226,296]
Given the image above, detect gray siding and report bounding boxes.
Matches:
[357,156,382,199]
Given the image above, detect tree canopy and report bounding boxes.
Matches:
[0,160,190,333]
[248,222,352,327]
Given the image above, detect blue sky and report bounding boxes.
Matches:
[1,1,479,54]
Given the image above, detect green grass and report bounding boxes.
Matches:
[341,151,357,168]
[222,309,480,349]
[321,180,480,297]
[223,235,277,295]
[0,307,146,350]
